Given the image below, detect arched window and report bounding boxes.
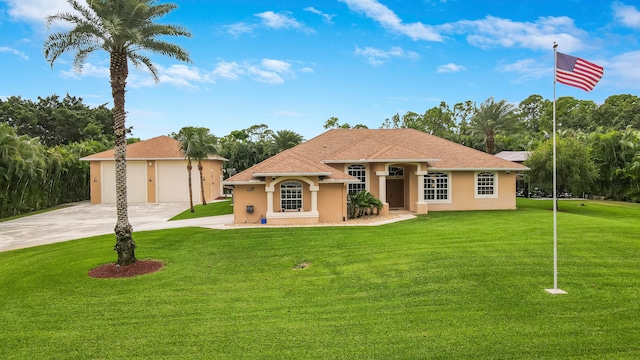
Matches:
[281,181,303,210]
[348,164,366,194]
[424,172,449,201]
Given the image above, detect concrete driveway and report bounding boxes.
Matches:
[0,201,233,252]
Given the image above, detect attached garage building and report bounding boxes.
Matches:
[82,136,227,204]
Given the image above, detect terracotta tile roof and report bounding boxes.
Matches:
[225,129,527,183]
[81,135,227,161]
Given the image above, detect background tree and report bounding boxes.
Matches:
[422,102,456,139]
[271,129,304,153]
[174,126,217,207]
[324,116,368,129]
[0,94,115,146]
[470,97,518,154]
[517,95,548,133]
[45,0,192,266]
[592,94,640,130]
[525,136,597,205]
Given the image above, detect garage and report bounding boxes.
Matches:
[101,161,147,204]
[157,160,202,203]
[82,136,226,204]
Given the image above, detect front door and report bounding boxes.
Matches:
[386,179,404,208]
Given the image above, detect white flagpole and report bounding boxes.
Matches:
[546,43,567,295]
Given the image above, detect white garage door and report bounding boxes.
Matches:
[101,161,147,204]
[157,161,202,203]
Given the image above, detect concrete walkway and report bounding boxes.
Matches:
[0,202,233,252]
[0,202,415,253]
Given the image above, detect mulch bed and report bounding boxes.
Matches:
[88,260,164,279]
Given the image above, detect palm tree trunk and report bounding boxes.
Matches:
[486,132,496,155]
[187,160,194,212]
[111,51,136,266]
[198,160,207,205]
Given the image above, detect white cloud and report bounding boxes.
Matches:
[262,59,293,74]
[153,65,212,89]
[211,59,301,84]
[444,16,585,52]
[248,59,295,84]
[60,62,110,79]
[224,22,255,37]
[304,7,336,23]
[255,11,314,33]
[300,67,315,73]
[607,50,640,87]
[4,0,72,23]
[247,66,285,84]
[354,45,419,65]
[212,61,244,80]
[437,63,466,73]
[0,46,29,60]
[339,0,442,41]
[58,61,215,90]
[613,2,640,28]
[497,58,550,83]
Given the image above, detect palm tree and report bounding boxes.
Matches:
[44,0,191,266]
[271,129,304,153]
[470,97,517,155]
[176,127,216,210]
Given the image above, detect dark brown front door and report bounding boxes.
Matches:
[386,179,404,208]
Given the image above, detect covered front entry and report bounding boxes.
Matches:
[386,178,404,209]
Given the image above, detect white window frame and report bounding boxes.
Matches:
[424,172,451,203]
[347,164,367,194]
[280,181,303,210]
[475,171,498,199]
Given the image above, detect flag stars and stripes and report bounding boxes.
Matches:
[556,52,604,92]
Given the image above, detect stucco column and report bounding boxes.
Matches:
[310,185,319,212]
[378,174,387,203]
[415,173,428,214]
[266,187,274,214]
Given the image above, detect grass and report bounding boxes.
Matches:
[1,198,639,359]
[169,199,233,220]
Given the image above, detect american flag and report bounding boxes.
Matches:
[556,52,604,92]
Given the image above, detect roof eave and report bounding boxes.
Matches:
[429,167,530,171]
[322,158,440,163]
[252,172,333,177]
[80,157,227,162]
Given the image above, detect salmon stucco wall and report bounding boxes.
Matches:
[233,184,267,224]
[89,161,101,204]
[201,160,225,202]
[427,171,517,211]
[317,182,347,223]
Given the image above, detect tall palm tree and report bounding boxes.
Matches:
[177,127,215,211]
[470,97,517,155]
[44,0,191,266]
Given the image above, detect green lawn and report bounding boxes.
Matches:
[169,199,233,220]
[1,198,639,359]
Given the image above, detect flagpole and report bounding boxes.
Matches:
[546,42,567,295]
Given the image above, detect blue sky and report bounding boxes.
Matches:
[1,0,639,141]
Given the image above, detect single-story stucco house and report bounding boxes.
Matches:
[81,135,227,204]
[223,128,529,225]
